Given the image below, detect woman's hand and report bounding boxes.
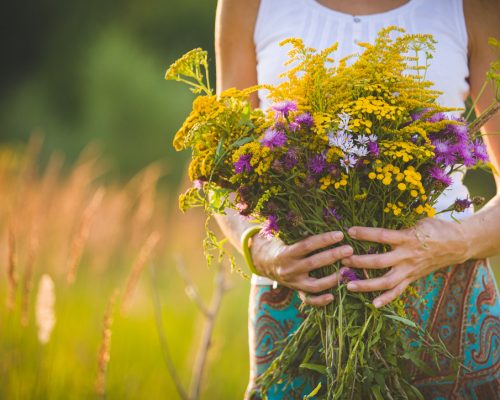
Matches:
[341,218,472,308]
[251,231,353,307]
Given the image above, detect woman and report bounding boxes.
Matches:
[214,0,500,398]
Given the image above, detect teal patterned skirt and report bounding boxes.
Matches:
[245,259,500,399]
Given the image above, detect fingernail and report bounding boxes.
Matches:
[373,300,382,308]
[348,227,357,237]
[343,246,353,256]
[347,283,358,290]
[333,231,343,240]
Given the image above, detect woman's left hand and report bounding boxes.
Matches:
[341,217,472,308]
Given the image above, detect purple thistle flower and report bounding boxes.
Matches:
[368,141,380,157]
[308,154,326,175]
[262,215,279,237]
[453,198,473,212]
[234,154,252,174]
[432,140,456,166]
[285,210,302,227]
[472,140,489,163]
[454,142,475,167]
[294,112,314,127]
[289,121,301,132]
[260,128,287,149]
[323,206,342,222]
[429,112,446,123]
[429,166,453,187]
[339,267,361,283]
[447,120,469,143]
[283,147,299,169]
[272,100,297,119]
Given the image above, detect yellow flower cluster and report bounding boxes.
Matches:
[380,141,434,162]
[231,142,272,177]
[319,174,348,190]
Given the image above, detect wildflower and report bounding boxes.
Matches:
[260,128,287,149]
[447,119,469,142]
[340,154,358,172]
[432,140,456,166]
[429,166,453,187]
[368,134,378,142]
[234,154,253,173]
[357,135,370,145]
[453,198,473,212]
[262,215,279,237]
[272,100,297,119]
[308,154,327,174]
[339,267,360,283]
[285,210,302,226]
[337,112,352,133]
[323,206,342,222]
[283,148,299,169]
[454,141,475,167]
[294,112,314,127]
[472,140,489,162]
[352,145,368,157]
[429,112,446,122]
[36,274,56,344]
[368,141,380,156]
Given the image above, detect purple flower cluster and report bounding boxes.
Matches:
[453,198,473,212]
[234,154,252,174]
[272,100,297,119]
[283,147,299,169]
[428,166,453,188]
[323,206,342,222]
[260,128,287,149]
[427,116,488,168]
[262,215,279,237]
[339,267,360,283]
[307,153,327,175]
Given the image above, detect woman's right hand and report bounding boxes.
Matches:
[250,231,353,306]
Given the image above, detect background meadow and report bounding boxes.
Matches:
[1,1,499,399]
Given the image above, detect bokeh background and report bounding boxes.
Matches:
[1,1,498,399]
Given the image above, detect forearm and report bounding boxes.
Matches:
[214,210,260,254]
[462,192,500,260]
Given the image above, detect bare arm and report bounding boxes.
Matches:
[459,0,500,259]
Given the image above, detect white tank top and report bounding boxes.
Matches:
[251,0,473,285]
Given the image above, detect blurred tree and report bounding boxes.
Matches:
[0,0,217,185]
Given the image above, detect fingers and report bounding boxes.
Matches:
[287,231,344,258]
[348,226,409,245]
[345,268,406,293]
[341,249,407,270]
[372,280,410,308]
[298,290,334,307]
[298,245,353,273]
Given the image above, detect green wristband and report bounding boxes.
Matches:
[241,226,262,276]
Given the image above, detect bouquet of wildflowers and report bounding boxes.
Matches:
[166,28,498,399]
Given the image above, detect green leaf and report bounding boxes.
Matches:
[371,385,385,400]
[383,313,419,329]
[303,382,322,399]
[299,363,327,375]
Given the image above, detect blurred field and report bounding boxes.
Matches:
[0,138,251,399]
